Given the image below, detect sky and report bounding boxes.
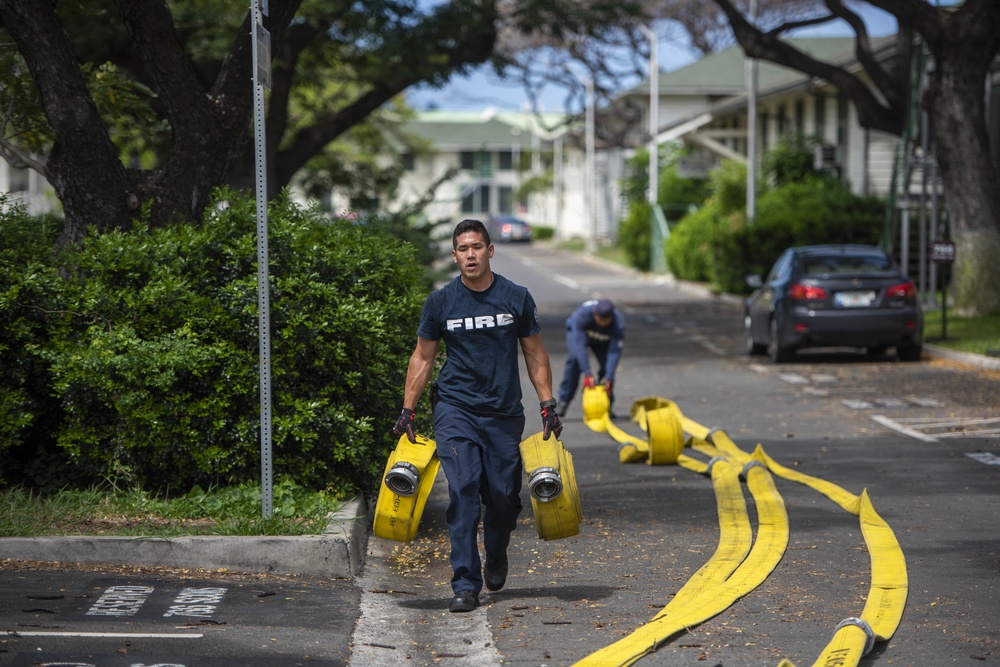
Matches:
[405,3,898,114]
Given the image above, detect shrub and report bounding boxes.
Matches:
[665,203,727,282]
[711,177,884,294]
[0,202,66,472]
[1,190,429,498]
[619,199,652,271]
[532,225,555,241]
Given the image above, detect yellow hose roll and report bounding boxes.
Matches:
[582,385,610,431]
[645,400,685,465]
[630,395,674,417]
[520,431,582,540]
[372,434,441,542]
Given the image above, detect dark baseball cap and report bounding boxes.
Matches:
[594,298,614,318]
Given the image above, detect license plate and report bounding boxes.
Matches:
[835,290,876,307]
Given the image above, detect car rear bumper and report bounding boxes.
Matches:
[783,307,922,348]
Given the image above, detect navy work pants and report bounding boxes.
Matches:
[433,401,525,594]
[558,343,610,408]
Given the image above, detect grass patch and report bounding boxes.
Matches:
[556,239,632,268]
[922,308,1000,357]
[0,478,346,538]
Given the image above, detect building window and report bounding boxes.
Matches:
[498,186,513,214]
[401,153,415,171]
[8,166,30,192]
[350,197,379,212]
[777,103,787,136]
[461,151,492,176]
[497,150,513,171]
[795,99,805,135]
[837,94,849,146]
[760,111,770,152]
[461,184,490,214]
[814,96,826,141]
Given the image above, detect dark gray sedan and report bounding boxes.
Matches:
[487,214,532,243]
[744,244,924,363]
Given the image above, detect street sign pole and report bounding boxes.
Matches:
[251,0,273,520]
[930,240,955,342]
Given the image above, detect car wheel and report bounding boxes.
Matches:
[745,315,766,355]
[897,342,923,362]
[768,318,794,363]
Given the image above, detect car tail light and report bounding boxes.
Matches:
[886,281,917,298]
[789,283,827,300]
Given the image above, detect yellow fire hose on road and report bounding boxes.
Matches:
[578,393,907,667]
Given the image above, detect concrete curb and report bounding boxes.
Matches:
[924,343,1000,371]
[0,494,370,579]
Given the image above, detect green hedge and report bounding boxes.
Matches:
[665,167,884,294]
[0,190,428,497]
[619,200,652,271]
[711,177,884,294]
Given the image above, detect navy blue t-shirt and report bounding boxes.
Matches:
[417,273,540,417]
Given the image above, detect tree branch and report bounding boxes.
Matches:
[711,0,904,135]
[112,0,214,130]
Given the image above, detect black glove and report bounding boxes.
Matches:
[540,400,563,440]
[392,408,416,443]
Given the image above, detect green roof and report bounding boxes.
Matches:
[402,110,567,149]
[625,37,891,97]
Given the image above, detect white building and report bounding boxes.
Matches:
[391,109,594,240]
[0,159,53,216]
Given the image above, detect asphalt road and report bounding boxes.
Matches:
[3,241,998,667]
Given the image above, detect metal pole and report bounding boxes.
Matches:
[640,24,659,208]
[251,0,273,520]
[929,154,939,305]
[554,135,563,239]
[918,110,929,301]
[899,195,910,275]
[586,79,596,253]
[745,0,758,221]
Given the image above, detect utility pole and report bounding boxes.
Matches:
[745,0,758,222]
[586,78,596,253]
[640,24,659,208]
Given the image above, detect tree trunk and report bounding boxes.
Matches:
[0,0,135,250]
[925,42,1000,316]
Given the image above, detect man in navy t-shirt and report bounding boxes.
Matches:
[557,298,625,417]
[392,219,563,613]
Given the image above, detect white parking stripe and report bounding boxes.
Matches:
[870,415,939,442]
[13,631,202,638]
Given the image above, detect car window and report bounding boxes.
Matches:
[803,255,894,276]
[766,252,791,283]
